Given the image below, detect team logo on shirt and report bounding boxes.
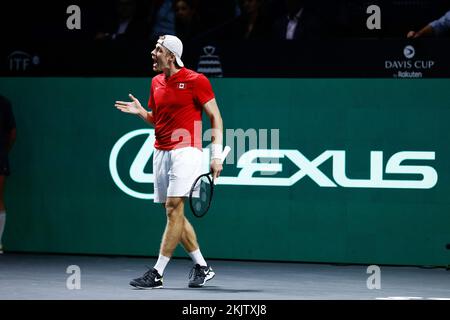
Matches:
[178,83,185,89]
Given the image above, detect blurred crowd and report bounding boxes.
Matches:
[2,0,449,44]
[91,0,324,43]
[89,0,450,42]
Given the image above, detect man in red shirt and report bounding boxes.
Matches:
[115,35,224,288]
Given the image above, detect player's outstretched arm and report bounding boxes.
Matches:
[115,94,154,125]
[407,24,434,38]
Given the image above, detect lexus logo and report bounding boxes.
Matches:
[110,130,438,201]
[109,129,155,200]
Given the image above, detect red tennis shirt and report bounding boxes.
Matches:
[148,67,215,151]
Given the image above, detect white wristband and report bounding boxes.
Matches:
[211,144,223,160]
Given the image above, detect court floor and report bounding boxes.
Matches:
[0,253,449,300]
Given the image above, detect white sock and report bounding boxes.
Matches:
[153,254,170,275]
[0,211,5,245]
[188,248,207,267]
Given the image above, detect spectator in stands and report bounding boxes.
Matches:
[94,0,148,41]
[196,0,238,34]
[272,0,321,40]
[150,0,176,41]
[407,9,450,38]
[225,0,271,40]
[0,95,16,254]
[173,0,204,42]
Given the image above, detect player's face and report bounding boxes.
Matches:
[151,44,172,72]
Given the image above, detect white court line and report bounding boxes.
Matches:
[376,297,450,300]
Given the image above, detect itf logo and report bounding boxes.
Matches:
[8,51,40,71]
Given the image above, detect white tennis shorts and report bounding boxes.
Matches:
[153,146,203,203]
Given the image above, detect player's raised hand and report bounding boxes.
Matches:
[115,94,143,115]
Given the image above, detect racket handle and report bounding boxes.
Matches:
[220,146,231,163]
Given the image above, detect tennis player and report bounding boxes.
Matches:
[115,35,224,288]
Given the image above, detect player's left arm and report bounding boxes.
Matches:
[203,98,224,179]
[7,128,16,152]
[6,105,16,152]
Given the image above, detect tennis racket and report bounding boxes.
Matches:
[189,146,231,218]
